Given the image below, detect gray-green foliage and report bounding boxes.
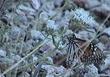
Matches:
[0,21,10,46]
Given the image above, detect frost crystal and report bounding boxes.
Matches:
[73,8,98,27]
[0,49,6,57]
[47,20,58,30]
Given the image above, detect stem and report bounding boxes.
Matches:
[0,39,48,77]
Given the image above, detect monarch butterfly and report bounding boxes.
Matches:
[66,34,106,68]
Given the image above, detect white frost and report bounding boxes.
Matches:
[73,8,99,27]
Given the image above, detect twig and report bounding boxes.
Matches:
[0,0,6,11]
[100,74,110,77]
[0,39,48,77]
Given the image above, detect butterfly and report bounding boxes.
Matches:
[66,34,106,68]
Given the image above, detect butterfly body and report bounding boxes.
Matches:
[66,34,106,67]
